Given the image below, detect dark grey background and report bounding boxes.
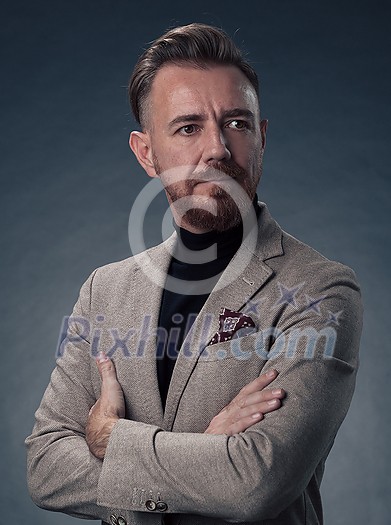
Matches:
[1,0,390,523]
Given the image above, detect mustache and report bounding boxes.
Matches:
[190,161,247,185]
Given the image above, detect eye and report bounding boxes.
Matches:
[178,124,199,135]
[227,120,249,130]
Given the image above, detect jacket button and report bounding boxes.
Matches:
[110,515,126,525]
[156,501,168,512]
[145,499,156,511]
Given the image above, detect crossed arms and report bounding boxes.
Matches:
[26,260,362,523]
[86,354,284,459]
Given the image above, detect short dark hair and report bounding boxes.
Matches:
[128,23,259,128]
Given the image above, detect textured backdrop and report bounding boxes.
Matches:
[1,0,390,523]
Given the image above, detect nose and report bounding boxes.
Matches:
[202,126,231,164]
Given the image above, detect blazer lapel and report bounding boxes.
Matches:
[163,203,284,430]
[123,236,176,427]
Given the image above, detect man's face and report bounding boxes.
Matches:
[130,63,267,232]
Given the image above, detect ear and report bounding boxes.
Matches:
[260,119,268,150]
[129,131,158,178]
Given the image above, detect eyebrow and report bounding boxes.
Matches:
[221,108,256,121]
[168,113,206,129]
[168,108,256,129]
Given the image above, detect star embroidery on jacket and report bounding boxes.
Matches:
[275,282,304,309]
[244,297,263,316]
[326,310,343,326]
[304,294,325,315]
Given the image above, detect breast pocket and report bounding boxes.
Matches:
[173,333,267,433]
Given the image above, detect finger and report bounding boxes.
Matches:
[260,397,282,414]
[229,397,283,423]
[249,397,282,416]
[239,387,286,408]
[224,412,264,436]
[239,369,279,397]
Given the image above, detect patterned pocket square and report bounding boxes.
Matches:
[208,307,256,346]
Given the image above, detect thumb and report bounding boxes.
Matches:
[95,352,125,418]
[96,352,118,384]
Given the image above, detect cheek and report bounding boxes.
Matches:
[230,131,261,158]
[153,145,202,181]
[156,149,200,174]
[230,144,257,173]
[245,137,263,171]
[156,135,205,170]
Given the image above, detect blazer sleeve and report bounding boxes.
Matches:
[96,265,363,522]
[25,270,135,523]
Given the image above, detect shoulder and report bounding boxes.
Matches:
[76,238,173,312]
[93,234,175,284]
[279,229,360,291]
[255,212,363,363]
[269,229,363,348]
[257,202,360,290]
[256,205,362,338]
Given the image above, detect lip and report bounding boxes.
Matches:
[192,174,234,184]
[192,180,232,191]
[194,179,221,184]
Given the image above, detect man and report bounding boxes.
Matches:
[26,23,363,525]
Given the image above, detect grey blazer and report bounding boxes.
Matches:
[26,203,363,525]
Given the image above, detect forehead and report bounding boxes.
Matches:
[148,63,259,121]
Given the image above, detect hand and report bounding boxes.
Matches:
[86,352,125,459]
[204,369,285,435]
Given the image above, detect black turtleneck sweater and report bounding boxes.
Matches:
[157,202,260,408]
